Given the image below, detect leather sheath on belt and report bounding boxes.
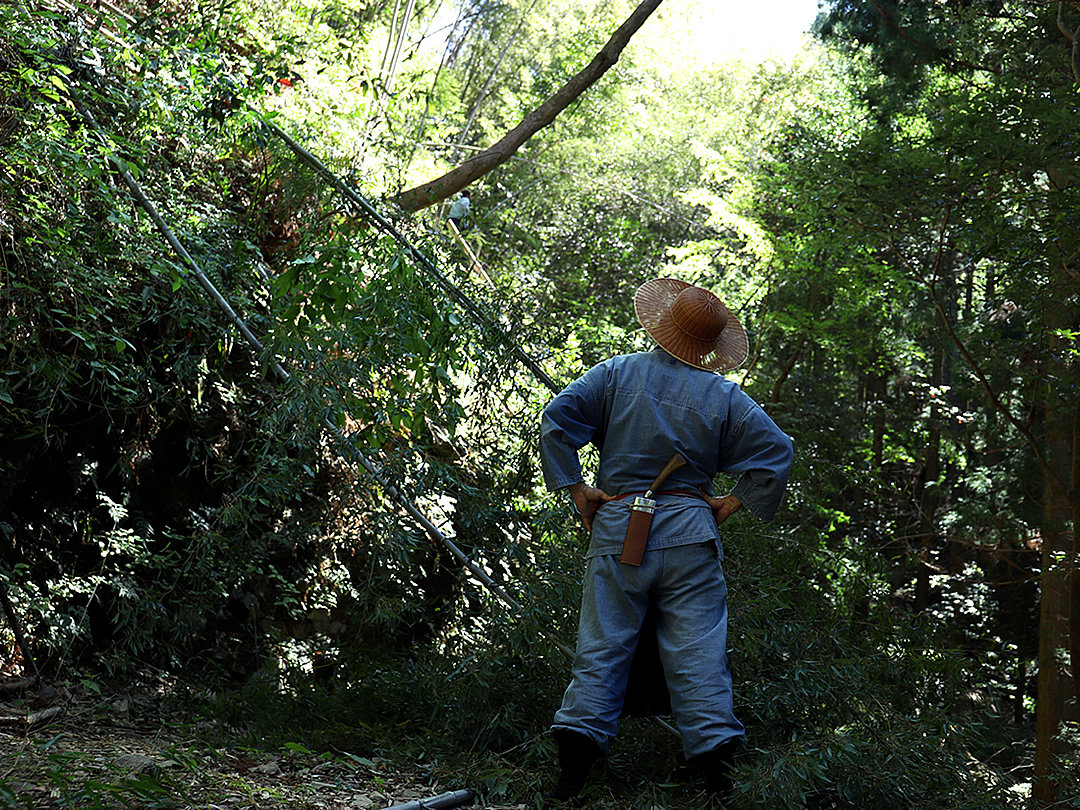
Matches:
[619,453,687,566]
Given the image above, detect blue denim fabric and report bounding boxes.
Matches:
[540,349,794,558]
[552,541,744,757]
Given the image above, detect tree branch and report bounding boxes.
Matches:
[392,0,663,212]
[1057,0,1080,81]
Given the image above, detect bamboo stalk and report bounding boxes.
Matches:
[384,0,416,93]
[384,790,474,810]
[446,219,493,288]
[254,111,561,394]
[69,86,679,740]
[71,92,577,661]
[38,0,133,50]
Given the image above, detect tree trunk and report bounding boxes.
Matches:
[914,343,943,613]
[392,0,663,212]
[870,368,887,469]
[1033,465,1074,803]
[1032,298,1080,804]
[1070,398,1080,715]
[963,260,973,319]
[770,333,806,403]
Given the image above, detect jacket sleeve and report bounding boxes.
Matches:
[539,363,607,492]
[722,391,794,521]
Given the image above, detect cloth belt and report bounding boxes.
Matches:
[610,488,706,502]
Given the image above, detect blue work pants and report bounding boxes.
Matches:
[552,541,745,758]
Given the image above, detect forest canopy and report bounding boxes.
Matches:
[1,0,1078,807]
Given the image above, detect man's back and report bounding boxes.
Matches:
[589,350,746,492]
[540,349,793,556]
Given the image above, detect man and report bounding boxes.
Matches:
[446,190,471,233]
[539,278,794,807]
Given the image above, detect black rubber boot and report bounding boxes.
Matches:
[688,739,739,808]
[542,729,602,808]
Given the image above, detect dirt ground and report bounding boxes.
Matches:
[0,679,529,809]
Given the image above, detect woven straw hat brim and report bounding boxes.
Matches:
[634,278,749,372]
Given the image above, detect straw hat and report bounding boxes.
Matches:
[634,278,748,372]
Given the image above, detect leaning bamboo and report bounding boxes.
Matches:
[68,86,679,739]
[253,111,560,394]
[70,92,576,660]
[446,219,494,288]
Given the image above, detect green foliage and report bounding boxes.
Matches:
[0,0,1060,806]
[0,740,187,809]
[726,502,1020,808]
[0,1,353,676]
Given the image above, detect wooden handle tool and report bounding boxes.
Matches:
[619,453,687,566]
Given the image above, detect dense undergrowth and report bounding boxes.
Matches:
[1,0,1072,807]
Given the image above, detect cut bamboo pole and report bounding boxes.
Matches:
[254,112,560,394]
[446,218,493,288]
[384,789,475,810]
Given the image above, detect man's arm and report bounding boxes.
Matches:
[539,364,606,491]
[539,363,614,533]
[722,393,794,522]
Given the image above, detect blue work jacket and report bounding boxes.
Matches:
[540,348,794,558]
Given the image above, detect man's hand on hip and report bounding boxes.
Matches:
[703,493,742,527]
[566,482,614,533]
